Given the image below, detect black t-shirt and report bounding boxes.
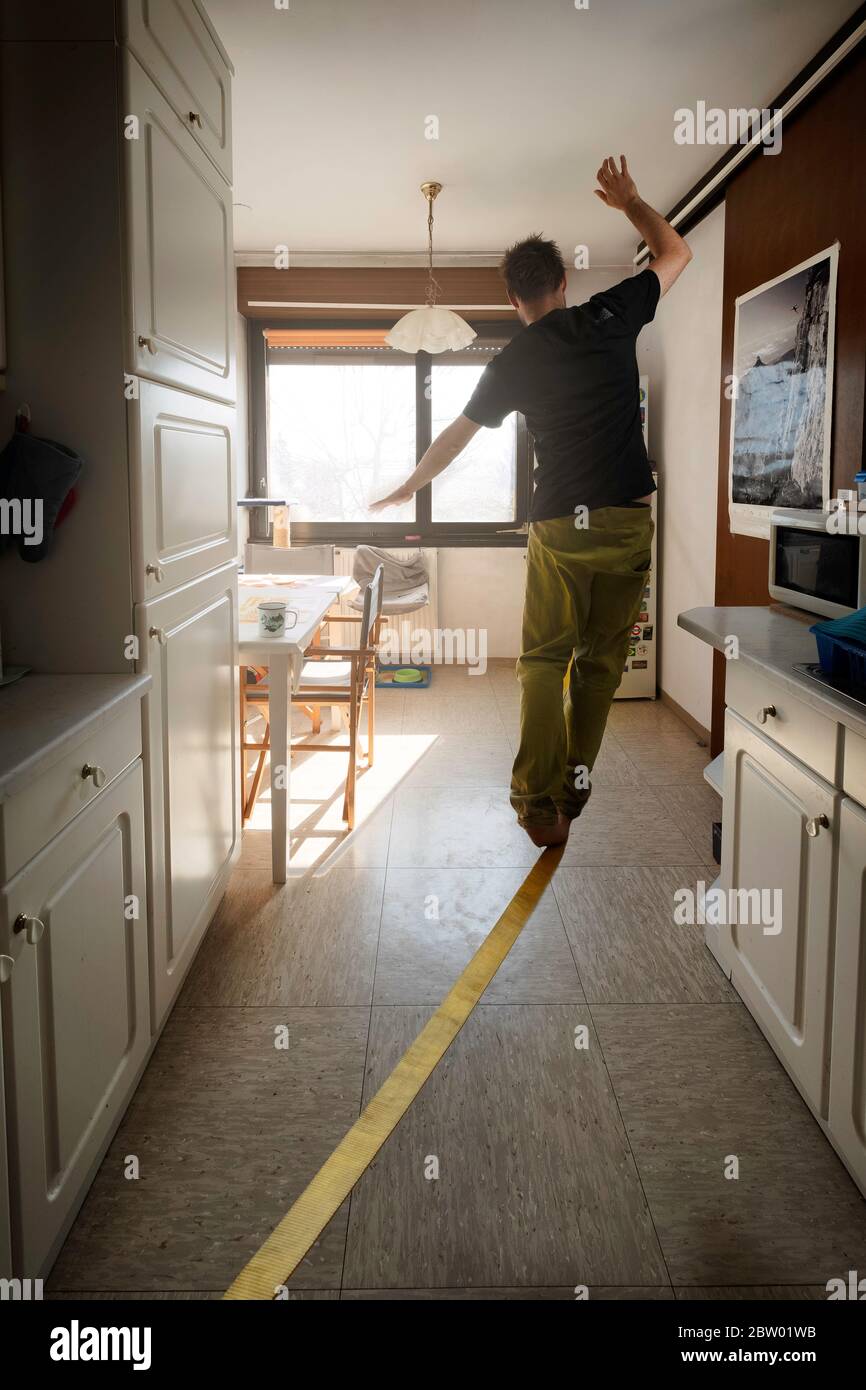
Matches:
[463,269,659,521]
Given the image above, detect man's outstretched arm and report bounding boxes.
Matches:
[370,413,480,511]
[595,156,692,295]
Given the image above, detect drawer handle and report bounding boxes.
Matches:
[13,914,45,945]
[757,704,776,725]
[137,334,158,355]
[805,813,830,838]
[145,562,165,583]
[0,955,14,983]
[187,110,203,128]
[149,625,168,646]
[81,762,107,789]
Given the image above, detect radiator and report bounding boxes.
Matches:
[332,547,439,661]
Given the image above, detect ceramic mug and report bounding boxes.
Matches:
[258,600,287,638]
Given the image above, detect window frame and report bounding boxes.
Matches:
[246,317,533,548]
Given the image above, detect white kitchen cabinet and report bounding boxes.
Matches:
[123,0,233,184]
[124,54,236,403]
[129,380,236,601]
[138,563,239,1029]
[0,762,150,1276]
[722,710,836,1117]
[829,798,866,1192]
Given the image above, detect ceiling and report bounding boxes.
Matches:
[204,0,860,264]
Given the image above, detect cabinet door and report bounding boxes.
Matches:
[138,563,238,1029]
[829,798,866,1195]
[0,762,150,1277]
[129,380,236,601]
[722,711,836,1116]
[124,55,235,403]
[123,0,232,183]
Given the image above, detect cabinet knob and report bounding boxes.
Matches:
[137,334,158,355]
[805,813,830,838]
[81,762,107,789]
[0,955,14,983]
[149,626,168,646]
[145,562,165,583]
[14,914,45,945]
[187,110,203,128]
[757,705,776,725]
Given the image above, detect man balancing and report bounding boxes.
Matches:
[372,156,692,847]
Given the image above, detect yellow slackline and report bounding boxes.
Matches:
[224,844,564,1300]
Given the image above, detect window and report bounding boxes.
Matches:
[249,323,531,545]
[430,361,517,523]
[269,355,416,525]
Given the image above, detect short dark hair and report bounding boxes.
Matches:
[500,234,566,302]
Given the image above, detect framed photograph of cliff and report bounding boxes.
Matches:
[728,243,838,539]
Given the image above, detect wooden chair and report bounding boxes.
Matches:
[241,565,384,830]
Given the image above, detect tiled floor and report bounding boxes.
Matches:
[48,665,866,1300]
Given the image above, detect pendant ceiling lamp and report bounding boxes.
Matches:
[385,182,477,354]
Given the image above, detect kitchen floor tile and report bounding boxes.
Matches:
[592,1004,866,1285]
[342,1285,673,1300]
[374,868,583,1005]
[553,866,737,1003]
[654,783,723,865]
[606,700,693,738]
[558,786,700,866]
[617,732,711,786]
[400,735,514,789]
[49,1008,369,1293]
[673,1285,827,1300]
[181,867,384,1007]
[342,1004,668,1289]
[388,787,538,868]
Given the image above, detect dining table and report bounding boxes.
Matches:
[238,572,357,882]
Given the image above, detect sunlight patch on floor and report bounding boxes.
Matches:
[242,732,438,872]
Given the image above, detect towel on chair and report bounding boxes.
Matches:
[350,545,428,613]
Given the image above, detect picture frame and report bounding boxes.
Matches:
[728,242,839,538]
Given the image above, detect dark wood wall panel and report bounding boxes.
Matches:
[238,266,516,322]
[711,42,866,753]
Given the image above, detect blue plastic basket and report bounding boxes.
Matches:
[812,631,866,687]
[810,604,866,688]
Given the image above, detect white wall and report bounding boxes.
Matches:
[637,202,724,729]
[438,547,526,659]
[566,266,632,305]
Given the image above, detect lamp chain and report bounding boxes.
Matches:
[425,192,443,308]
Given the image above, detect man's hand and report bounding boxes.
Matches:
[369,483,414,513]
[594,155,638,212]
[370,415,481,512]
[594,155,692,296]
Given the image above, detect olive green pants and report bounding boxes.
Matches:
[510,507,653,826]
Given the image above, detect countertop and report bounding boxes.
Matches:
[678,605,866,738]
[0,673,151,804]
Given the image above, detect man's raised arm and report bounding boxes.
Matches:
[595,155,692,296]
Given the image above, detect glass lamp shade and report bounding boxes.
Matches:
[385,305,477,354]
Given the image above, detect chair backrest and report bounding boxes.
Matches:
[360,564,384,649]
[351,544,426,596]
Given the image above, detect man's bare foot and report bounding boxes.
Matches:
[523,814,570,848]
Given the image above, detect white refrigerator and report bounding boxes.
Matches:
[616,375,657,699]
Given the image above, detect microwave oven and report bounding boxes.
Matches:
[769,509,866,619]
